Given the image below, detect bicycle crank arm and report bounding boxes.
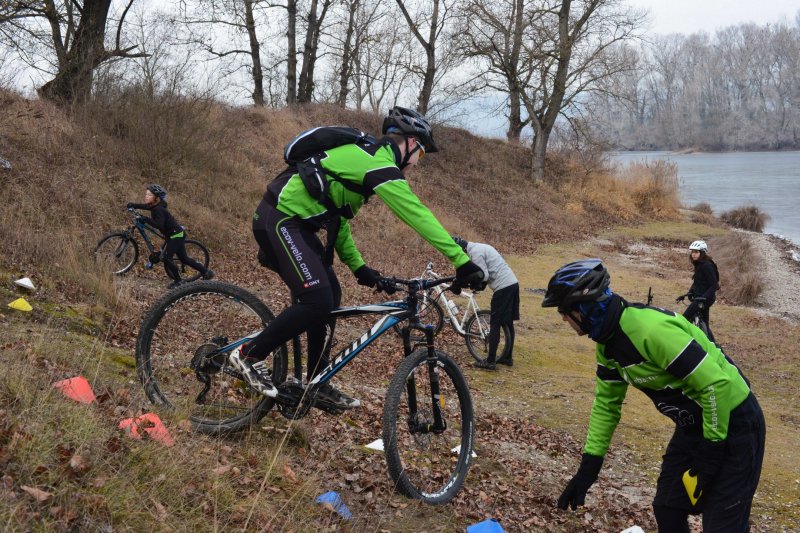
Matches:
[194,371,212,405]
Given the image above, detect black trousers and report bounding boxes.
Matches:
[163,234,207,281]
[487,283,519,362]
[652,394,766,532]
[249,202,341,380]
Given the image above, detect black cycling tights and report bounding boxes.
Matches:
[163,236,208,281]
[243,284,341,381]
[653,504,690,533]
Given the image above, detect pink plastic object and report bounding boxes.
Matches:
[53,376,97,404]
[118,413,175,447]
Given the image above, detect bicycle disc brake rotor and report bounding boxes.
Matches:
[408,411,434,448]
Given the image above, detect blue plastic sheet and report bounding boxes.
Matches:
[467,518,505,533]
[315,491,353,520]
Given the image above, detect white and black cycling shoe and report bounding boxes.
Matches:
[314,383,360,409]
[229,346,278,398]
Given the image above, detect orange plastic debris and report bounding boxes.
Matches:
[52,376,96,404]
[118,413,174,447]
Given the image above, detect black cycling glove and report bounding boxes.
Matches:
[687,439,726,503]
[453,261,486,292]
[558,453,604,510]
[126,202,135,209]
[354,265,381,288]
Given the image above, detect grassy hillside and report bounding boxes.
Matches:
[3,89,795,532]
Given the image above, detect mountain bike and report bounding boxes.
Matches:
[676,293,710,337]
[135,276,475,504]
[394,261,510,364]
[94,208,210,281]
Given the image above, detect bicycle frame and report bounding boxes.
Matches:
[214,277,453,400]
[418,262,483,336]
[126,210,165,255]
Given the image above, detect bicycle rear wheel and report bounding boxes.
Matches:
[161,239,210,282]
[136,280,288,435]
[95,233,138,275]
[382,348,474,504]
[464,310,510,363]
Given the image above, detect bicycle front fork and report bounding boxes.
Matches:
[404,325,447,434]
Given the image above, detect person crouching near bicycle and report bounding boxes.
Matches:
[543,259,765,533]
[127,184,214,289]
[676,240,720,342]
[229,106,486,409]
[452,236,519,370]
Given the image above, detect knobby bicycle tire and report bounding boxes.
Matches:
[136,280,288,435]
[95,232,138,275]
[464,310,511,363]
[382,348,474,504]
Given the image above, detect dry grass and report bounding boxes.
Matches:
[708,233,763,305]
[720,205,771,232]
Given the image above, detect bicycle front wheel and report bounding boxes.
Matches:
[382,348,474,504]
[464,310,510,363]
[136,280,288,435]
[95,232,138,275]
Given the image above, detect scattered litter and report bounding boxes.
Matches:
[467,518,505,532]
[7,298,32,312]
[315,491,352,520]
[118,413,175,447]
[620,527,645,533]
[364,438,384,451]
[14,277,36,291]
[0,157,11,170]
[451,444,478,458]
[524,287,545,295]
[53,376,97,404]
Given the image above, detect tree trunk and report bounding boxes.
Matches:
[507,87,523,142]
[416,0,439,114]
[336,0,359,107]
[38,0,113,105]
[531,130,548,181]
[244,0,264,106]
[287,0,298,105]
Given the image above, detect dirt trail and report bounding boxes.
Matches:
[746,231,800,322]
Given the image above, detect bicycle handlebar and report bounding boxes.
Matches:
[380,275,456,294]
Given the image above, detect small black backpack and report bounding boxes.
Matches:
[283,126,383,215]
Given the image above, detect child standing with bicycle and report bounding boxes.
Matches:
[127,184,214,289]
[452,236,519,370]
[676,240,719,342]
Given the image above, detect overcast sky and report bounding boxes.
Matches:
[629,0,799,35]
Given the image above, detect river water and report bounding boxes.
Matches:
[610,151,800,245]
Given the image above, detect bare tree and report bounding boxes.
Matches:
[393,0,460,114]
[1,0,147,105]
[459,0,534,142]
[296,0,332,103]
[177,0,270,106]
[521,0,642,180]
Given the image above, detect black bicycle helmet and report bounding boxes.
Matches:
[452,236,468,250]
[382,106,439,153]
[542,259,611,312]
[147,183,167,200]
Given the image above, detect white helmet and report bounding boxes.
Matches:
[688,240,708,252]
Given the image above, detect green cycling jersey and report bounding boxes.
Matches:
[584,297,750,457]
[265,139,470,273]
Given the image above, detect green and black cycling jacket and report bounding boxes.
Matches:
[584,296,751,457]
[267,138,470,272]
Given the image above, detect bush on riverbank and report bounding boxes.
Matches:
[720,205,770,232]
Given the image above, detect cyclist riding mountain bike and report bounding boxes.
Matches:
[676,240,719,342]
[127,184,214,288]
[233,106,486,409]
[452,236,519,370]
[543,259,765,533]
